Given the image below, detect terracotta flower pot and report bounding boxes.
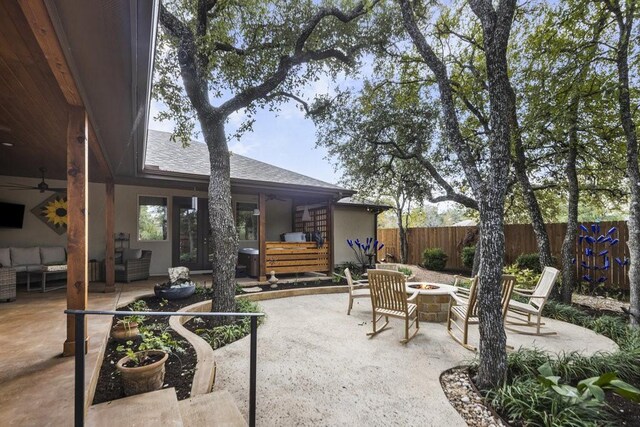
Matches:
[116,350,168,396]
[111,322,140,341]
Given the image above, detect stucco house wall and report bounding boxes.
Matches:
[332,206,377,268]
[0,176,307,275]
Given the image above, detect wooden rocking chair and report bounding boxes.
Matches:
[367,269,420,344]
[345,268,370,315]
[447,274,516,351]
[506,266,560,335]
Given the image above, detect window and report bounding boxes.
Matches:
[236,202,257,240]
[138,196,168,241]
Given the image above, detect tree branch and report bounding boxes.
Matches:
[159,2,215,119]
[218,2,373,117]
[398,0,486,199]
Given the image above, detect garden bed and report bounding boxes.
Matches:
[440,302,640,426]
[93,292,214,404]
[93,281,336,405]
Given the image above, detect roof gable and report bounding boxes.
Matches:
[145,129,347,192]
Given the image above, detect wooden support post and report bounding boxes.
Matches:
[63,106,89,357]
[259,193,267,282]
[328,199,335,274]
[104,179,115,292]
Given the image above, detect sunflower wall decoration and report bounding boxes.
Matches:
[31,193,68,235]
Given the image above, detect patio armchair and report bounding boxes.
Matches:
[0,267,16,302]
[506,266,560,335]
[447,274,516,351]
[367,269,420,344]
[344,268,370,315]
[115,249,152,283]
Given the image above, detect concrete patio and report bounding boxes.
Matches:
[214,293,618,426]
[0,280,618,426]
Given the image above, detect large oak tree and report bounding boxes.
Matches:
[156,0,382,323]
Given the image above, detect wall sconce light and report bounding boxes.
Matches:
[253,208,261,216]
[301,205,312,222]
[191,196,198,210]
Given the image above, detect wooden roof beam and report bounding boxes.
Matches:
[18,0,113,180]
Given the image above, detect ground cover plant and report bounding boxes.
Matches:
[189,298,264,350]
[473,301,640,426]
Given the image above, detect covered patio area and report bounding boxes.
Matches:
[0,276,208,426]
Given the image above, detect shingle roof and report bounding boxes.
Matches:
[337,197,393,211]
[144,129,347,191]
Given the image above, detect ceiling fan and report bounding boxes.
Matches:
[0,167,67,193]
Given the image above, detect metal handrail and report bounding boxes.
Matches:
[65,309,265,427]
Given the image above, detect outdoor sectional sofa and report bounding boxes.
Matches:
[0,246,67,294]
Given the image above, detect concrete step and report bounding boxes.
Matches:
[178,390,247,427]
[86,387,183,427]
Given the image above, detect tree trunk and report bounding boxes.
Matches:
[203,118,239,326]
[614,13,640,326]
[560,98,580,304]
[398,209,408,264]
[476,203,508,389]
[508,87,554,270]
[472,229,482,276]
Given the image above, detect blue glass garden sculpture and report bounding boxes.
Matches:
[574,223,628,284]
[347,237,384,270]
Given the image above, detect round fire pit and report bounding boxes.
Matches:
[408,284,440,291]
[405,283,457,323]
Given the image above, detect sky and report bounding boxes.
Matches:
[148,74,347,186]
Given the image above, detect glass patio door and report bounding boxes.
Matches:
[172,197,211,270]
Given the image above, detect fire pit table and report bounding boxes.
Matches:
[405,282,458,322]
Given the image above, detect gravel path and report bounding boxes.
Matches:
[405,265,460,284]
[213,293,617,426]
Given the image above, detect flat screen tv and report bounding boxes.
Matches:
[0,202,25,229]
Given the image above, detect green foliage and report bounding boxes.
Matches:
[116,326,184,365]
[489,377,615,427]
[335,262,364,276]
[461,246,475,269]
[196,299,263,350]
[421,248,448,271]
[515,253,542,273]
[118,300,149,326]
[503,264,541,289]
[537,362,640,404]
[398,266,412,276]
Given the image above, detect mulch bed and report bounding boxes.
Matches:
[440,304,640,426]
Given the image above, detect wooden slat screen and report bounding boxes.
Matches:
[265,242,330,274]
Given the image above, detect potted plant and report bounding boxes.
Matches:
[115,347,168,396]
[111,314,145,341]
[111,300,148,341]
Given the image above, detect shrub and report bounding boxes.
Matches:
[503,264,541,289]
[461,246,475,269]
[515,253,542,273]
[398,266,413,276]
[421,248,448,271]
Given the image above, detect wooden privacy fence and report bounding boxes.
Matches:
[377,221,630,289]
